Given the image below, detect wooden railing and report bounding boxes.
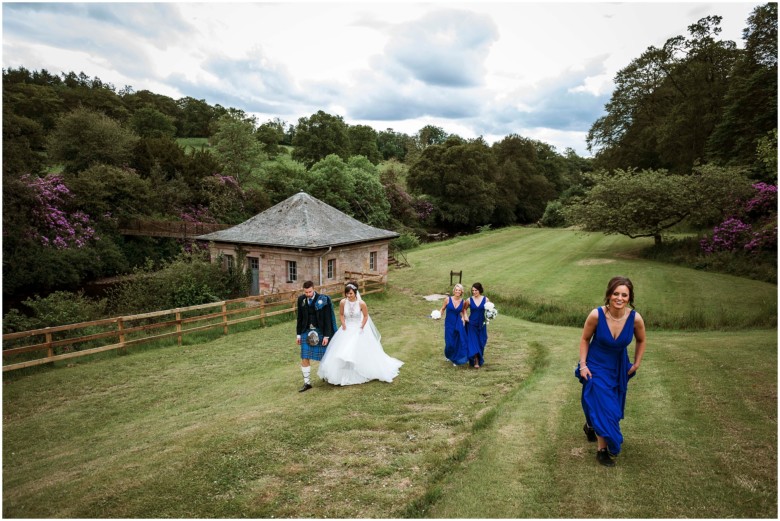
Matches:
[117,220,231,239]
[2,276,386,372]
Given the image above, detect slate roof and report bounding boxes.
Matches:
[195,192,399,249]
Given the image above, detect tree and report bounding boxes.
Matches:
[345,156,391,227]
[259,156,314,204]
[588,15,740,173]
[377,128,410,161]
[309,154,355,213]
[47,107,139,175]
[256,118,287,157]
[210,113,266,185]
[706,3,777,171]
[347,124,382,164]
[408,137,497,229]
[67,163,153,221]
[564,166,753,244]
[292,111,350,168]
[176,96,216,137]
[129,106,177,139]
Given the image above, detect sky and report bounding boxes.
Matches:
[1,1,763,157]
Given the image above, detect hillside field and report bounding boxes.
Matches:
[3,228,776,518]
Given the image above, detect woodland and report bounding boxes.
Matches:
[2,4,776,331]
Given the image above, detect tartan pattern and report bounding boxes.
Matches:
[300,327,327,361]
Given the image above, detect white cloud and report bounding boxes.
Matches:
[2,1,762,157]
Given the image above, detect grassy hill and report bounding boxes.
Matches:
[3,228,776,518]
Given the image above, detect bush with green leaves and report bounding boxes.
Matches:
[392,232,421,252]
[106,252,248,315]
[541,200,567,228]
[2,291,108,333]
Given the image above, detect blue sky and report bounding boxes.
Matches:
[1,1,761,156]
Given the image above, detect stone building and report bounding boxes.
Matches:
[195,192,399,295]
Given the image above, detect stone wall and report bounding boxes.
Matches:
[207,240,390,294]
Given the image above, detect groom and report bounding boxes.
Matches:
[295,280,337,392]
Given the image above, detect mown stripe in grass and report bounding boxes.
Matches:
[397,340,549,518]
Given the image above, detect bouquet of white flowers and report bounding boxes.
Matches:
[430,310,442,320]
[484,301,498,324]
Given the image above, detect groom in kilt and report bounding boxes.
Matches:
[295,280,337,392]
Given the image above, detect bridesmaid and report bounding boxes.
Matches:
[464,282,489,369]
[575,276,647,467]
[439,284,469,366]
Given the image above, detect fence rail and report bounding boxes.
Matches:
[117,220,231,239]
[2,276,386,372]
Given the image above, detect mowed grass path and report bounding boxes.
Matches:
[3,228,777,518]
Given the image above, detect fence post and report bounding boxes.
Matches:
[45,332,53,359]
[117,318,126,352]
[260,298,266,326]
[222,303,228,335]
[176,312,182,346]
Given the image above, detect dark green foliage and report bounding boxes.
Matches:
[391,232,421,251]
[639,236,776,283]
[347,124,382,164]
[47,107,139,175]
[2,291,108,333]
[129,106,177,139]
[706,3,777,173]
[106,253,248,315]
[292,110,350,168]
[540,200,567,228]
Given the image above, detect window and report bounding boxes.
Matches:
[287,260,297,282]
[369,251,377,271]
[224,254,235,272]
[327,259,336,279]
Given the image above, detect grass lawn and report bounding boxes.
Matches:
[3,228,776,518]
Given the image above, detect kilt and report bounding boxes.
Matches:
[301,327,327,361]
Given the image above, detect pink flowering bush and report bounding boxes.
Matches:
[22,174,97,249]
[700,183,777,255]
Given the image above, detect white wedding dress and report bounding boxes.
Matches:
[318,299,403,385]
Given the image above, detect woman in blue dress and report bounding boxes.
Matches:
[464,282,489,369]
[439,284,469,366]
[575,276,646,467]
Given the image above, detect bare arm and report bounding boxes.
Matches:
[439,297,449,315]
[360,301,368,329]
[629,312,646,374]
[578,309,599,380]
[339,299,347,330]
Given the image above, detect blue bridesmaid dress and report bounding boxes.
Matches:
[444,297,469,365]
[575,307,637,455]
[465,297,487,366]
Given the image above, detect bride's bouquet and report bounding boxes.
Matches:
[485,302,498,324]
[430,310,442,320]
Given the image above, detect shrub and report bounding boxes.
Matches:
[392,232,421,251]
[2,291,108,333]
[541,200,567,228]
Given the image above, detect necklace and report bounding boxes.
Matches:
[606,306,627,321]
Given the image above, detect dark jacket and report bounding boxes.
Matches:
[296,293,336,339]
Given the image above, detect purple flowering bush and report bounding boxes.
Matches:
[22,174,97,249]
[700,183,777,255]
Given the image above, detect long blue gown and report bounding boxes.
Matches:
[443,297,469,365]
[575,307,637,455]
[465,297,487,366]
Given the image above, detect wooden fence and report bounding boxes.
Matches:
[117,220,231,239]
[2,275,385,372]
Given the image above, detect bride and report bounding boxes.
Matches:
[318,282,403,385]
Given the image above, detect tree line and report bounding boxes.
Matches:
[2,3,776,325]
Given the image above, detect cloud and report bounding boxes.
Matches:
[384,8,499,87]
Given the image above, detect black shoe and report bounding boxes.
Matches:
[596,448,615,467]
[298,383,313,393]
[583,423,597,442]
